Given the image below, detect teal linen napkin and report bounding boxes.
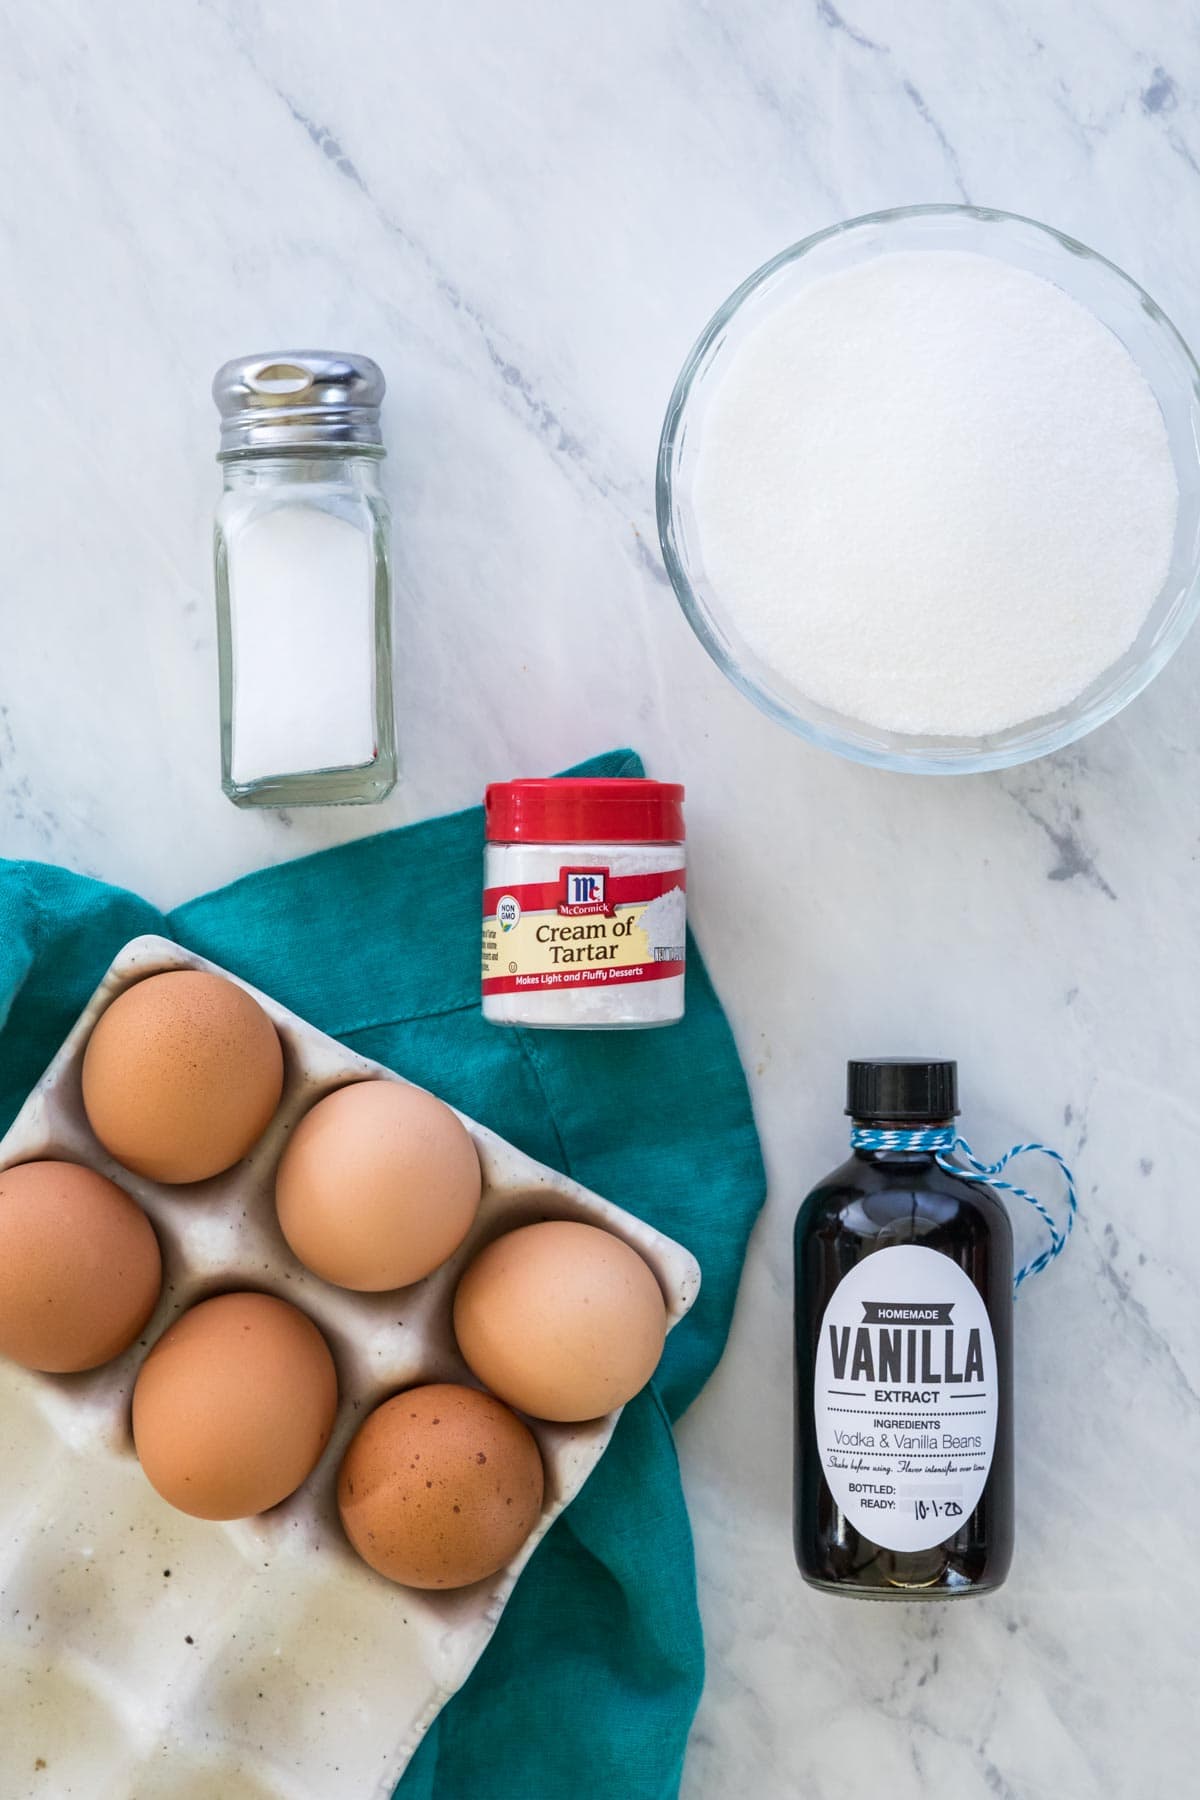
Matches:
[0,749,766,1800]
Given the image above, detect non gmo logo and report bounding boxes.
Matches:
[496,895,521,932]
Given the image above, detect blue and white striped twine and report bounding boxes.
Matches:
[848,1124,1078,1296]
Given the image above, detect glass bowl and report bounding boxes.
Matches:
[656,204,1200,774]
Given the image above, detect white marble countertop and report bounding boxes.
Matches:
[3,3,1199,1795]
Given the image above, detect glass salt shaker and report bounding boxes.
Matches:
[212,350,397,807]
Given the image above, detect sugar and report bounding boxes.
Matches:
[228,504,376,784]
[694,250,1178,737]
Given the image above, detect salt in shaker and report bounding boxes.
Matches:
[212,350,397,807]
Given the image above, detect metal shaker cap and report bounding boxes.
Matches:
[212,350,386,455]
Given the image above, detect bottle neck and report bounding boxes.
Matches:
[220,448,385,492]
[850,1119,956,1159]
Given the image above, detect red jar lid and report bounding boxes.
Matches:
[485,778,685,844]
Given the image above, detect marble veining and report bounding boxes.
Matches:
[2,2,1200,1796]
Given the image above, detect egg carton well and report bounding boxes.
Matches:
[0,935,701,1800]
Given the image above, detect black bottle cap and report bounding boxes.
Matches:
[846,1059,959,1123]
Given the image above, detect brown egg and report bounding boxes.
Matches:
[338,1383,544,1589]
[132,1292,337,1520]
[275,1080,481,1291]
[453,1220,668,1422]
[81,970,284,1185]
[0,1160,162,1372]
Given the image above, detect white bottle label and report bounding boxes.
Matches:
[813,1245,998,1552]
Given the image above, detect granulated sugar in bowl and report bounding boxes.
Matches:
[658,206,1200,773]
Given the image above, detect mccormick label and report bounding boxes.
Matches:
[482,867,686,996]
[812,1245,998,1552]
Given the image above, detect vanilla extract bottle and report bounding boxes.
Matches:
[794,1060,1014,1599]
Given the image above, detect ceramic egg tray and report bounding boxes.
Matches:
[0,935,701,1800]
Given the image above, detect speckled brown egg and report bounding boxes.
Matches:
[0,1160,162,1372]
[453,1220,668,1421]
[81,970,284,1184]
[337,1383,545,1589]
[132,1292,337,1520]
[275,1079,481,1291]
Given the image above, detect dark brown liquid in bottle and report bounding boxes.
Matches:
[794,1124,1014,1598]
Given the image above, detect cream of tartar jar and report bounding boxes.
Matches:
[482,778,686,1030]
